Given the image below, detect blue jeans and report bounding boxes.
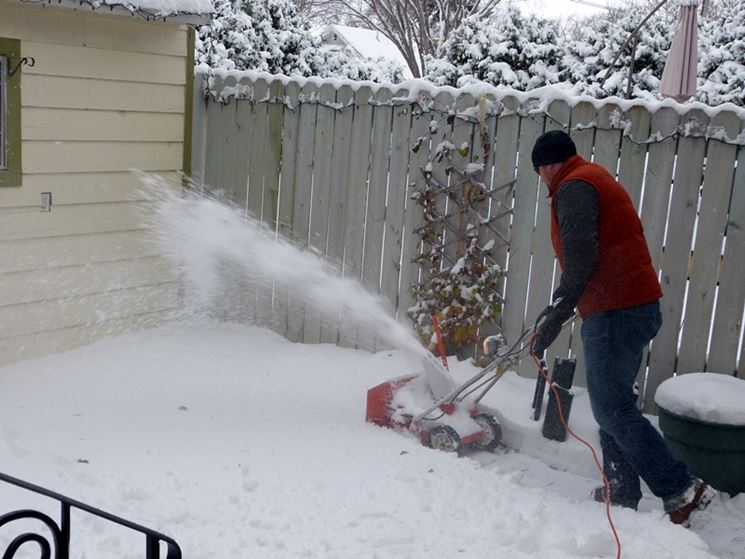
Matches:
[581,301,691,508]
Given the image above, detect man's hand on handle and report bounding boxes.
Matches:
[532,298,574,357]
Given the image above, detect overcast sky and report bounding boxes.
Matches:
[515,0,613,19]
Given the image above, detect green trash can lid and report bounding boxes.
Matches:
[655,373,745,426]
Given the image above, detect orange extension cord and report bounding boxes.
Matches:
[529,333,622,559]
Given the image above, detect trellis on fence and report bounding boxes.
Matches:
[191,70,745,412]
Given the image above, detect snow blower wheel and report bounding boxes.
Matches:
[427,425,461,453]
[473,413,502,452]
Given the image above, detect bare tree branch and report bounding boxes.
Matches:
[310,0,503,77]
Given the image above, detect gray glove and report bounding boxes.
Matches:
[533,308,565,356]
[533,299,574,356]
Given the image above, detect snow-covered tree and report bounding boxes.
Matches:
[697,2,745,107]
[196,0,319,75]
[311,0,503,78]
[562,3,673,100]
[559,0,743,106]
[196,0,403,83]
[424,7,564,90]
[311,47,405,83]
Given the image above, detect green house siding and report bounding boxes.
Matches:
[0,37,22,187]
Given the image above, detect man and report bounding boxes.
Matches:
[530,130,712,524]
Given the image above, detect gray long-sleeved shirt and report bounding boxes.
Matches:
[552,180,599,317]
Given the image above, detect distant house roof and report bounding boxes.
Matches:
[17,0,214,24]
[320,24,413,79]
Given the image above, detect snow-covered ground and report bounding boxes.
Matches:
[2,181,743,558]
[1,321,743,559]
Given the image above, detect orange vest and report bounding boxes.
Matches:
[549,155,662,318]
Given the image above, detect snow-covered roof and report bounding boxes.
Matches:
[321,24,413,79]
[17,0,214,24]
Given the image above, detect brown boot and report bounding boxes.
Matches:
[664,479,716,526]
[591,485,638,510]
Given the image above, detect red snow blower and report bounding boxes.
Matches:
[366,319,532,454]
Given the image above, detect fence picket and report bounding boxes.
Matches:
[444,92,477,268]
[491,96,520,315]
[244,78,273,326]
[202,74,228,192]
[505,101,543,377]
[301,83,337,344]
[230,77,255,212]
[263,80,285,229]
[593,104,623,176]
[362,88,395,351]
[475,94,502,261]
[320,84,355,344]
[617,106,652,206]
[425,91,458,288]
[643,109,708,410]
[397,92,433,323]
[471,93,502,344]
[677,111,741,373]
[261,80,285,333]
[569,101,596,158]
[190,73,208,185]
[705,116,745,375]
[629,107,679,405]
[642,108,679,271]
[217,75,241,201]
[285,81,319,343]
[381,89,413,318]
[338,85,374,350]
[271,81,301,338]
[247,78,269,218]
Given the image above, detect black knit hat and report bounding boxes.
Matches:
[531,130,577,169]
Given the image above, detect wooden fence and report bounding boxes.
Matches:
[190,70,745,411]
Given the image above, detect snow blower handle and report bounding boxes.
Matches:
[531,297,569,358]
[530,298,564,421]
[431,315,449,370]
[533,297,564,331]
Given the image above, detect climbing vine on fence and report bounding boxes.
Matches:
[406,110,511,360]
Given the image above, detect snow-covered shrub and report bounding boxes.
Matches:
[196,0,319,75]
[424,7,564,90]
[697,3,745,107]
[407,233,503,358]
[196,0,403,84]
[309,47,405,83]
[406,134,503,358]
[562,4,673,100]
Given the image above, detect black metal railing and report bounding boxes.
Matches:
[0,471,181,559]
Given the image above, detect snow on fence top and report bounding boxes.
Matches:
[19,0,213,20]
[198,67,745,145]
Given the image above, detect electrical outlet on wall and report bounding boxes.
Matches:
[40,192,52,212]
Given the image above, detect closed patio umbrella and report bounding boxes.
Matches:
[660,0,699,102]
